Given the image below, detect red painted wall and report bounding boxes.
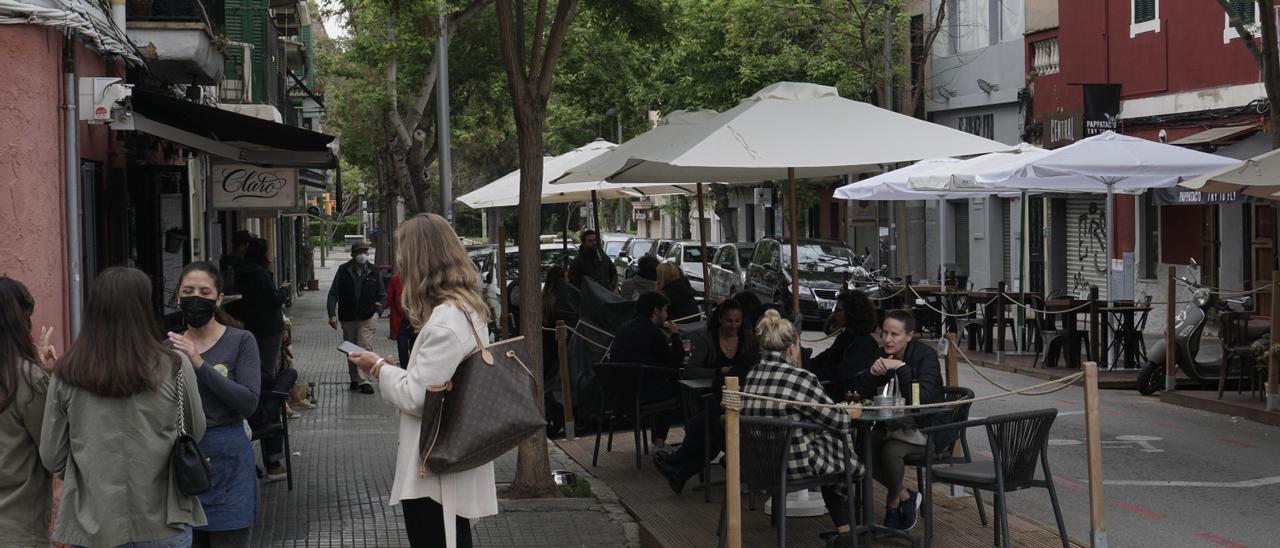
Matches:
[0,27,120,351]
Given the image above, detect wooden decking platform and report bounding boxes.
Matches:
[556,429,1085,547]
[1161,390,1280,427]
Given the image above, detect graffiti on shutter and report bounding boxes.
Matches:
[1064,196,1108,299]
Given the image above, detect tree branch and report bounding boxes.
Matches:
[1216,0,1264,65]
[535,0,579,102]
[385,0,412,146]
[910,0,947,115]
[496,0,529,108]
[404,0,490,139]
[529,0,547,82]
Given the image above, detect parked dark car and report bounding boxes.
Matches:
[745,237,855,325]
[615,237,673,280]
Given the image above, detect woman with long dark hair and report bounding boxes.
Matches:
[810,290,880,400]
[0,277,54,545]
[166,262,262,547]
[349,213,498,548]
[41,267,207,547]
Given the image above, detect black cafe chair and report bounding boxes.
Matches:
[903,387,985,527]
[716,416,861,548]
[591,362,682,469]
[249,389,294,491]
[919,409,1069,548]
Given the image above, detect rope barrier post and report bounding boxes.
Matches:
[1270,272,1279,411]
[556,320,575,440]
[497,225,508,339]
[1165,266,1176,393]
[996,281,1007,364]
[1083,361,1108,548]
[723,376,742,548]
[945,332,961,460]
[1088,286,1101,369]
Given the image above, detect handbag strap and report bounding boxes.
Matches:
[173,353,188,436]
[460,309,493,365]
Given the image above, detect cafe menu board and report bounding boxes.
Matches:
[212,163,302,210]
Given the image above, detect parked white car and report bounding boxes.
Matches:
[708,242,753,302]
[662,240,715,296]
[477,243,576,332]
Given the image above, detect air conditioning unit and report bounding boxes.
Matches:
[78,78,132,125]
[752,188,773,205]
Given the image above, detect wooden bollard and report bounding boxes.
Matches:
[1165,265,1177,392]
[556,321,575,440]
[1270,272,1279,411]
[1083,361,1107,548]
[945,332,961,460]
[724,376,742,548]
[1087,286,1100,367]
[497,225,508,339]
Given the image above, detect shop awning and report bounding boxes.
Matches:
[130,89,337,168]
[1169,124,1260,147]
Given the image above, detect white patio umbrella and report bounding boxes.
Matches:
[592,82,1014,312]
[457,139,689,209]
[1179,147,1277,198]
[967,131,1238,298]
[907,143,1048,192]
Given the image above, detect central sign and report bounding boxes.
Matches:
[212,164,300,209]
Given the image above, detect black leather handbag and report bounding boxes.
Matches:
[417,312,545,475]
[170,354,212,496]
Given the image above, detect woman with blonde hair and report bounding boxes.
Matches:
[655,262,700,323]
[349,213,495,548]
[742,310,863,548]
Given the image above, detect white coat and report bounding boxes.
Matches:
[377,302,498,547]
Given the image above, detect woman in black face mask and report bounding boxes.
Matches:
[165,262,262,548]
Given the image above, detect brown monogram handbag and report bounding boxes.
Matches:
[417,311,545,476]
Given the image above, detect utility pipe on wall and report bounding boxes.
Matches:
[64,36,83,337]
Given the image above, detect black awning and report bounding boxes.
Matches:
[130,89,337,168]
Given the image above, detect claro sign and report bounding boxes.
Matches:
[212,164,301,210]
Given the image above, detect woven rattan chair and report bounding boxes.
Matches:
[591,362,681,468]
[903,386,985,527]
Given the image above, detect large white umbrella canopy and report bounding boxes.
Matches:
[552,109,719,186]
[457,139,688,209]
[966,131,1237,298]
[1179,148,1278,198]
[834,158,962,200]
[907,143,1048,192]
[603,82,1015,184]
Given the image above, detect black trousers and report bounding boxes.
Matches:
[669,409,724,480]
[402,497,471,548]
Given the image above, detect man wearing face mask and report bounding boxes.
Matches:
[327,241,385,394]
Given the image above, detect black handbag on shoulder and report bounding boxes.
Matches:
[170,354,212,496]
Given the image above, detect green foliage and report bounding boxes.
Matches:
[557,477,594,498]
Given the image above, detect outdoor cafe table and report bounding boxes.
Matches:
[1045,297,1090,368]
[1098,303,1152,370]
[848,405,952,546]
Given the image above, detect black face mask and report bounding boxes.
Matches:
[179,296,218,328]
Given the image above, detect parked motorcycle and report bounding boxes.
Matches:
[1136,261,1270,395]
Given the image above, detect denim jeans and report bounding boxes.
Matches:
[73,526,192,548]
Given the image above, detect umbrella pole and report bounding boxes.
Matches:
[591,190,602,231]
[697,182,711,302]
[789,167,800,317]
[1105,182,1114,301]
[563,203,570,266]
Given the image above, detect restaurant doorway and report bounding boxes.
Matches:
[1251,204,1274,317]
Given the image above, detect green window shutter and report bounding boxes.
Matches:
[1232,0,1256,24]
[1133,0,1155,24]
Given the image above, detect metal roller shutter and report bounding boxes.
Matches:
[1064,195,1109,299]
[954,202,970,277]
[1002,199,1012,285]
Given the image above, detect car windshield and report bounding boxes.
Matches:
[737,247,752,268]
[788,244,854,273]
[604,240,626,257]
[631,239,655,256]
[683,246,704,263]
[505,249,576,279]
[656,241,674,256]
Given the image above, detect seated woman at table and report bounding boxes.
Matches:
[809,290,880,401]
[653,300,758,491]
[656,262,701,323]
[741,310,863,546]
[852,309,944,531]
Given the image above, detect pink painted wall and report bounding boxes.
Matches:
[0,26,117,351]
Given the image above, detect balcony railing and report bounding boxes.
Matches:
[1031,37,1059,76]
[127,0,224,34]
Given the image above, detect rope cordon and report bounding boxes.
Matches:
[721,372,1083,413]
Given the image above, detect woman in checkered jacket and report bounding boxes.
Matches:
[743,310,863,547]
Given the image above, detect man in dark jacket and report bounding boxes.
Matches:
[570,230,617,290]
[608,291,683,447]
[327,241,385,393]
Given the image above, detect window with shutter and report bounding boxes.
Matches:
[1232,0,1256,24]
[1133,0,1155,23]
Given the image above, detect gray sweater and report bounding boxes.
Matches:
[0,362,50,545]
[40,352,208,546]
[168,327,261,428]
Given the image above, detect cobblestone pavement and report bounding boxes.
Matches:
[250,250,637,547]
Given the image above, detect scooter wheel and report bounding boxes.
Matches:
[1136,361,1165,396]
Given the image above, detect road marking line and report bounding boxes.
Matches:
[1112,500,1166,521]
[1216,437,1258,449]
[1053,474,1087,492]
[1197,532,1246,548]
[1095,475,1280,488]
[1057,410,1085,417]
[1152,421,1184,430]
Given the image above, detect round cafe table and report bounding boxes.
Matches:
[848,405,953,547]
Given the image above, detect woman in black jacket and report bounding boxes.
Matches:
[656,262,700,323]
[809,290,880,400]
[234,238,287,378]
[853,309,943,532]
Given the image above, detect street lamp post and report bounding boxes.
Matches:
[605,107,624,230]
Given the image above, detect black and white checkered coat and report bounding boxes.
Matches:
[742,352,856,481]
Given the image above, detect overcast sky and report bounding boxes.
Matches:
[319,0,347,39]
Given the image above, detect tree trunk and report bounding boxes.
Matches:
[711,185,736,242]
[504,106,558,498]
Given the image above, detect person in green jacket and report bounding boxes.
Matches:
[41,267,207,548]
[0,277,57,546]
